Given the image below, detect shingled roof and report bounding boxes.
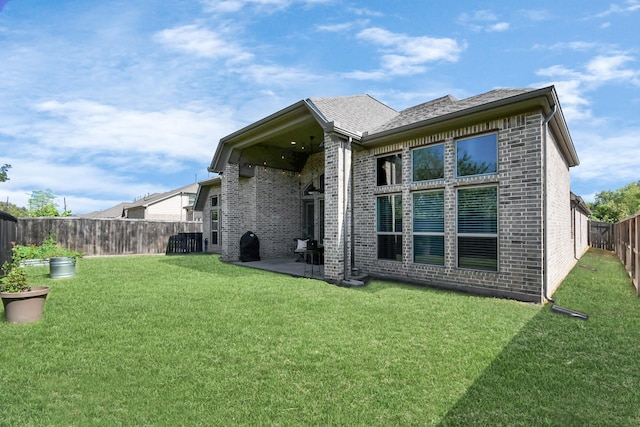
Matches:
[370,88,534,134]
[308,94,398,136]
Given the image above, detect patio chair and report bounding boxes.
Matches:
[294,238,308,262]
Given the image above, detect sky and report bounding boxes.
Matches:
[1,0,639,214]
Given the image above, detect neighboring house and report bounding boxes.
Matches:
[125,183,201,221]
[193,176,222,253]
[80,202,131,219]
[206,85,590,303]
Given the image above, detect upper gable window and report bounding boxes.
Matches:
[456,133,498,177]
[377,154,402,186]
[412,143,444,182]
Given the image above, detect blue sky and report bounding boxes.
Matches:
[1,0,639,214]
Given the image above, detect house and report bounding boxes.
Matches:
[125,183,201,222]
[205,86,590,303]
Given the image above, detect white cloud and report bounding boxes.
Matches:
[487,22,509,32]
[316,20,368,33]
[457,10,510,32]
[536,54,640,122]
[519,9,552,21]
[349,27,463,79]
[592,0,640,18]
[571,127,640,185]
[154,24,253,63]
[534,41,613,52]
[29,100,237,167]
[199,0,331,14]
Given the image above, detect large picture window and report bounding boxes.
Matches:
[413,190,444,265]
[412,144,444,182]
[377,194,403,260]
[456,133,497,177]
[377,154,402,186]
[457,186,498,271]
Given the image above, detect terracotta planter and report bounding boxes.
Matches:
[1,286,50,324]
[50,257,76,279]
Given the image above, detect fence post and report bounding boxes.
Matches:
[635,215,639,296]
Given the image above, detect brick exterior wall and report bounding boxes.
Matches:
[216,108,581,303]
[545,129,576,295]
[323,133,351,283]
[219,162,301,261]
[350,111,558,302]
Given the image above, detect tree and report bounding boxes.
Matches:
[1,201,28,218]
[0,164,10,182]
[27,189,72,217]
[588,181,640,223]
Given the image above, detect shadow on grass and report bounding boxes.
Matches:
[159,253,274,279]
[438,249,640,426]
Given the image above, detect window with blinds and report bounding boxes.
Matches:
[457,186,498,271]
[412,143,444,182]
[377,194,403,260]
[413,190,444,265]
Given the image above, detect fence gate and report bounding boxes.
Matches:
[166,232,203,254]
[0,211,18,268]
[590,220,614,251]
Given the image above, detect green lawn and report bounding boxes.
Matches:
[1,249,638,426]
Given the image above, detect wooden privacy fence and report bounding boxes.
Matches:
[0,211,18,268]
[17,217,203,257]
[614,213,640,296]
[589,220,615,251]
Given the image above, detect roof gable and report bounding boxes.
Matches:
[308,95,398,136]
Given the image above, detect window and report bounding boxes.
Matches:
[377,194,403,260]
[377,154,402,186]
[211,196,220,245]
[413,191,444,265]
[457,186,498,271]
[412,144,444,182]
[456,133,497,177]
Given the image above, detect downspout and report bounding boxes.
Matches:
[343,137,352,282]
[350,137,356,275]
[542,104,557,303]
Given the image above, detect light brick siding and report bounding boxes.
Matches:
[323,133,351,282]
[350,111,556,302]
[220,162,301,261]
[573,209,589,257]
[546,130,576,294]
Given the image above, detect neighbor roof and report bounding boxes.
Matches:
[79,202,131,219]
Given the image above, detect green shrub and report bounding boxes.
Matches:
[13,234,83,261]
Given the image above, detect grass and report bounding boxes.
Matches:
[0,249,638,425]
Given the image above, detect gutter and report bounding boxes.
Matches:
[542,104,557,303]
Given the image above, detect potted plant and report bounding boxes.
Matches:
[1,247,50,324]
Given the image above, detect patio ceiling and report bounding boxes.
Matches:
[236,119,325,172]
[211,101,327,174]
